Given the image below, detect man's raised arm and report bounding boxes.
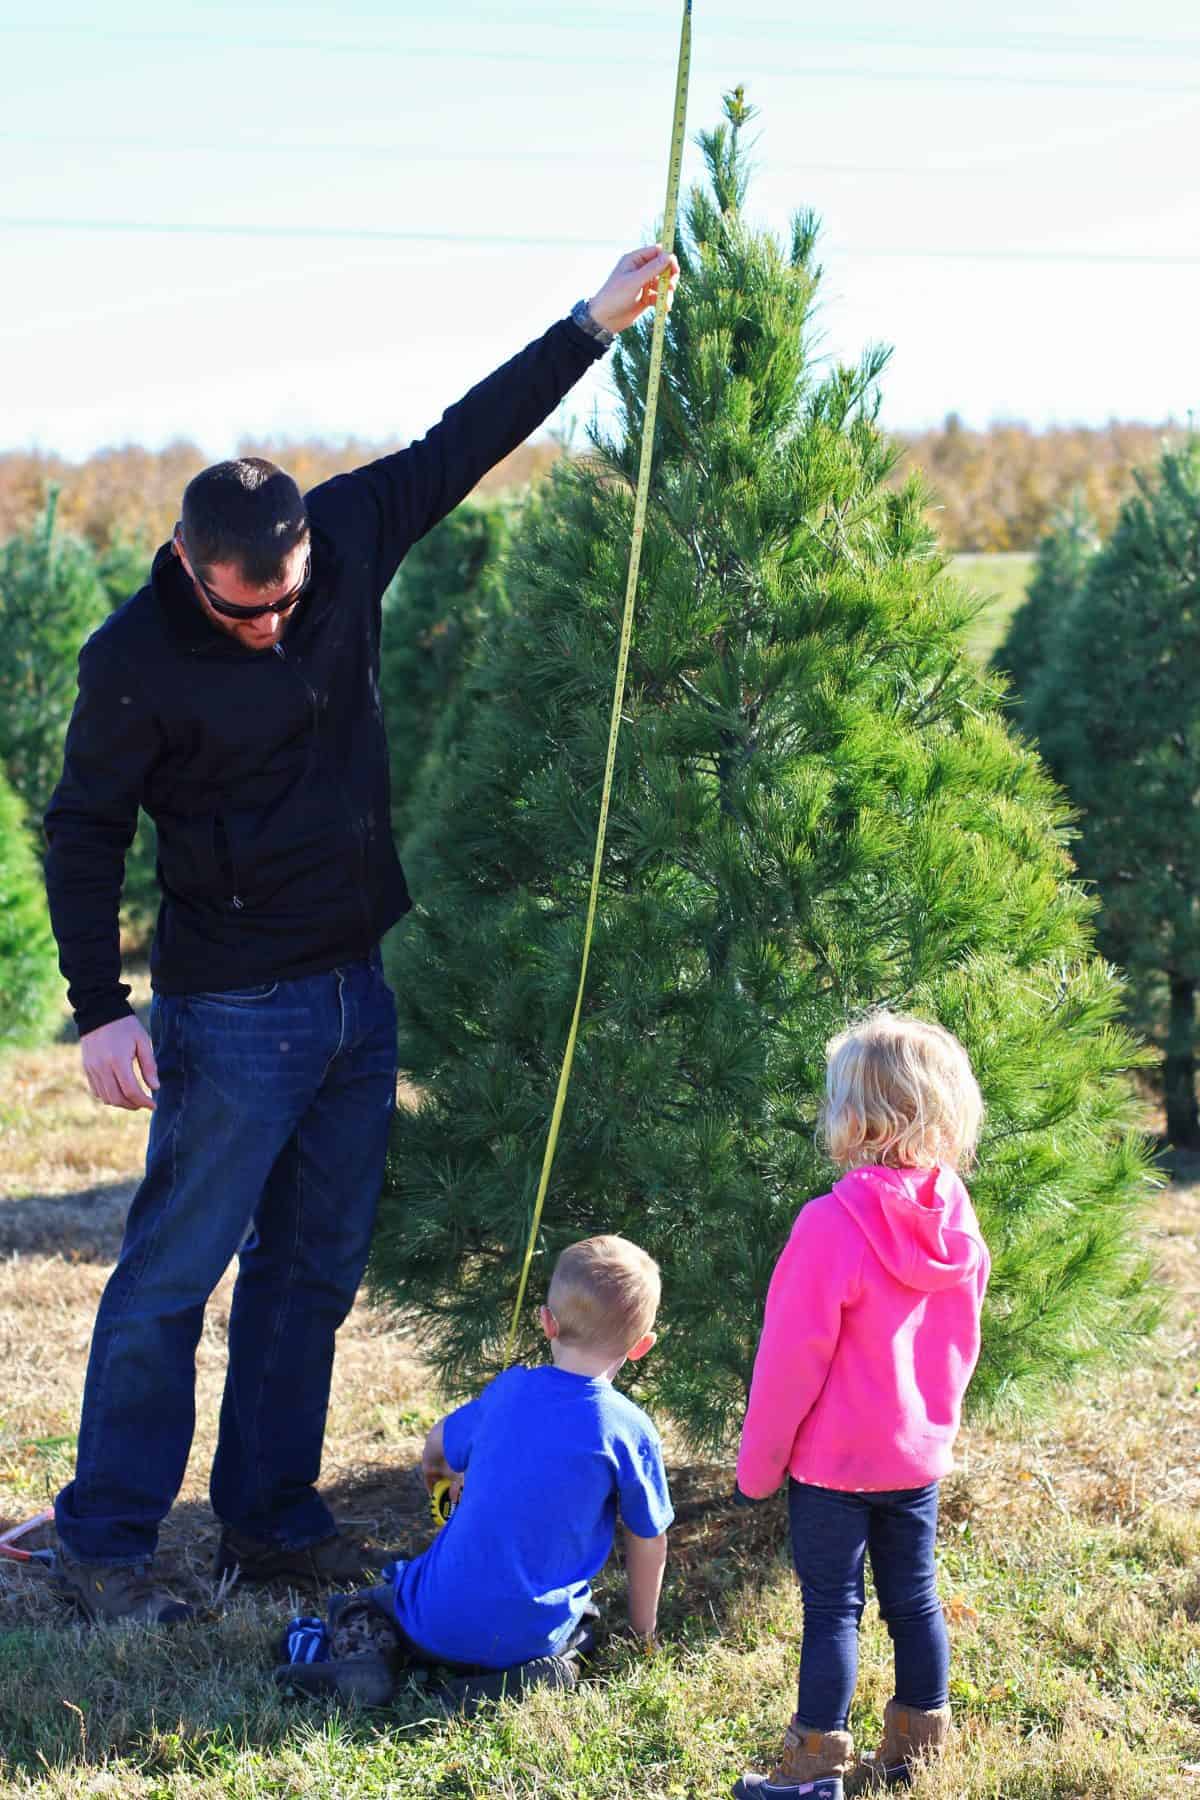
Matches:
[313,246,678,593]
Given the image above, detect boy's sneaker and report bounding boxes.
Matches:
[435,1653,579,1716]
[274,1652,397,1707]
[52,1553,194,1626]
[215,1526,381,1593]
[280,1614,332,1665]
[327,1588,401,1659]
[733,1719,854,1800]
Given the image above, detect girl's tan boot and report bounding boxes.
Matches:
[733,1715,854,1798]
[852,1699,951,1789]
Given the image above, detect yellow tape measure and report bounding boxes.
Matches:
[430,1478,456,1529]
[502,1,693,1370]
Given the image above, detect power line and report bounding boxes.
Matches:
[4,17,1200,60]
[0,216,611,251]
[0,131,1100,180]
[4,215,1198,267]
[1,25,1198,92]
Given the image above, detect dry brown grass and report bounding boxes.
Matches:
[1,1016,1199,1796]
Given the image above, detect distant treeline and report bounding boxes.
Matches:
[896,416,1188,551]
[0,418,1186,558]
[0,438,561,558]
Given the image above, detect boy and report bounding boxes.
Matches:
[385,1234,672,1671]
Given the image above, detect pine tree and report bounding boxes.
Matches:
[0,767,59,1046]
[1025,441,1200,1148]
[991,494,1097,718]
[97,537,159,946]
[0,492,109,831]
[0,504,160,947]
[370,101,1156,1444]
[98,536,153,614]
[379,500,511,854]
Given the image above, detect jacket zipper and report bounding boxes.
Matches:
[213,815,244,910]
[274,641,375,951]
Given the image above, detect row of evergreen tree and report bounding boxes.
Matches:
[992,443,1200,1148]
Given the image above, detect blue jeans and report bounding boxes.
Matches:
[788,1479,950,1731]
[55,955,397,1565]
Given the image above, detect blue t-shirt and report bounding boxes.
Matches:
[390,1363,674,1669]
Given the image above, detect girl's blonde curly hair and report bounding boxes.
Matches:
[820,1010,983,1172]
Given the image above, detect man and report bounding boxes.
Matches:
[43,245,679,1625]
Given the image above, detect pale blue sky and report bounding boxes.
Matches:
[1,0,1196,458]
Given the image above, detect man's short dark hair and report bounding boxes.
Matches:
[181,458,309,587]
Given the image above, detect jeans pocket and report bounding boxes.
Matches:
[188,982,280,1008]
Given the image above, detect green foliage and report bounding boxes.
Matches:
[97,538,160,946]
[0,503,158,950]
[991,496,1097,711]
[97,537,151,614]
[0,766,59,1045]
[0,492,108,830]
[1024,441,1200,1146]
[370,102,1155,1445]
[380,502,511,855]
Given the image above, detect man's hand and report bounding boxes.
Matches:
[588,245,680,335]
[81,1014,158,1111]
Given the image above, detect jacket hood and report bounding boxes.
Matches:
[832,1164,985,1292]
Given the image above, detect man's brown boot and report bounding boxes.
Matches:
[732,1715,854,1798]
[52,1554,194,1626]
[853,1700,951,1789]
[215,1526,383,1593]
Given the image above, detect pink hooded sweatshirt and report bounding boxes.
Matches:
[736,1165,990,1496]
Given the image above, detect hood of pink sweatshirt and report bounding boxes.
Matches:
[736,1163,990,1496]
[831,1164,986,1294]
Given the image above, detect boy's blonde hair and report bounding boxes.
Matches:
[820,1010,983,1172]
[548,1235,661,1355]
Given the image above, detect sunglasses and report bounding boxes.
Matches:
[175,526,311,621]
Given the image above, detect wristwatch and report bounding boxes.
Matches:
[570,297,615,349]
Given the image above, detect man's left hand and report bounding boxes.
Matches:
[588,245,680,335]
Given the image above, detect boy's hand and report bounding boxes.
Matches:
[420,1419,455,1493]
[622,1525,668,1641]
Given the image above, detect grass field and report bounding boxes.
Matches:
[951,553,1036,666]
[2,979,1199,1798]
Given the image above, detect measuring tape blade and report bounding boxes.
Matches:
[502,0,692,1368]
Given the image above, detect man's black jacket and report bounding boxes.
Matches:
[45,315,606,1036]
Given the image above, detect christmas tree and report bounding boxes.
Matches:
[380,500,510,855]
[0,767,59,1046]
[1023,441,1200,1148]
[990,494,1097,719]
[370,100,1156,1444]
[0,492,108,832]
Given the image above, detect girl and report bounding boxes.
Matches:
[733,1011,989,1799]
